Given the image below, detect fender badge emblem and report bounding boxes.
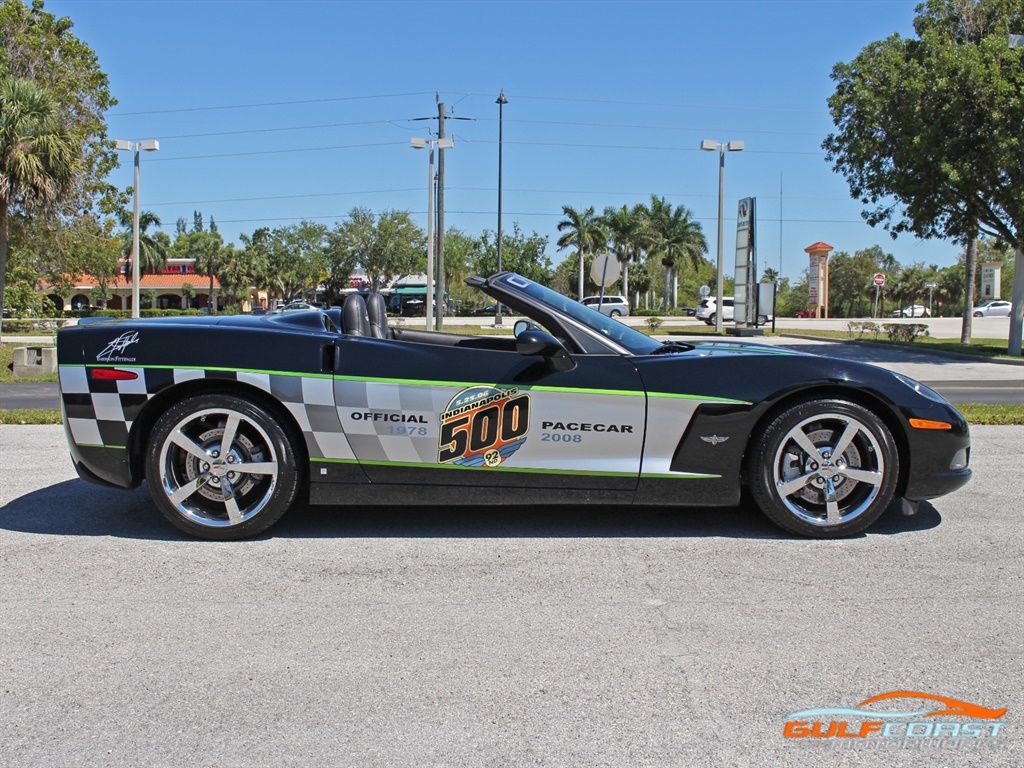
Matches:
[700,435,729,446]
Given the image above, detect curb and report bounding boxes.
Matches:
[778,334,1024,367]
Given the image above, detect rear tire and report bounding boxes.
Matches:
[706,313,716,326]
[746,398,898,538]
[145,393,302,540]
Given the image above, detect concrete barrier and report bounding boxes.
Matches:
[12,346,57,378]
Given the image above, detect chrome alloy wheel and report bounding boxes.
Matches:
[157,407,279,527]
[772,412,886,527]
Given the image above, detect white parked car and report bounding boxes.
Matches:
[972,300,1011,317]
[696,296,733,325]
[696,296,770,325]
[892,305,931,318]
[581,295,630,318]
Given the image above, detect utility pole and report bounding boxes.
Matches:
[436,101,446,331]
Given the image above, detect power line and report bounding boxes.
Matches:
[144,186,855,208]
[145,138,824,163]
[460,91,829,115]
[109,91,436,117]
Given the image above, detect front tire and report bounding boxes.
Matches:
[746,398,898,538]
[145,393,302,540]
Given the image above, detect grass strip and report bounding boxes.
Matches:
[0,409,62,425]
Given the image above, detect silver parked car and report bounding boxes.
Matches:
[972,300,1011,317]
[581,295,630,318]
[892,305,931,318]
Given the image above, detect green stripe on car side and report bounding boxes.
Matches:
[311,457,719,479]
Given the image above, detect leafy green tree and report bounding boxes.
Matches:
[321,224,359,306]
[823,0,1023,342]
[266,221,329,302]
[0,0,119,215]
[437,227,483,309]
[3,261,43,315]
[0,76,78,329]
[216,243,254,308]
[335,207,425,293]
[473,224,552,285]
[89,283,111,308]
[180,281,195,309]
[173,229,225,312]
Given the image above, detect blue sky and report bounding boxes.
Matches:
[50,0,962,280]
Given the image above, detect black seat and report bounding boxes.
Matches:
[366,292,389,339]
[341,294,371,337]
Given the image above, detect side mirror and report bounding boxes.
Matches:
[513,319,542,337]
[516,329,576,372]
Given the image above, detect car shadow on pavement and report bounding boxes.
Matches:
[0,479,941,541]
[271,497,943,541]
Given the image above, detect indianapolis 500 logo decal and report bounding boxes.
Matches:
[438,386,530,467]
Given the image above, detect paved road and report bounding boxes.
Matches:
[1,424,1021,767]
[0,381,59,410]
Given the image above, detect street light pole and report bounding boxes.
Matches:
[1008,34,1023,355]
[411,137,453,331]
[115,139,159,318]
[495,90,508,326]
[700,140,744,333]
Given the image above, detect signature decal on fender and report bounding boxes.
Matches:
[438,386,530,467]
[96,331,140,362]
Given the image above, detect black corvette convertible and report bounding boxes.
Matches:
[57,272,971,540]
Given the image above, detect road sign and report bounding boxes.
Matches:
[925,282,937,289]
[590,252,620,288]
[699,285,710,298]
[873,273,886,287]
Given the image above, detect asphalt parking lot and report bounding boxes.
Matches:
[1,424,1021,767]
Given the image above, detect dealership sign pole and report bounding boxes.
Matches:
[734,198,755,327]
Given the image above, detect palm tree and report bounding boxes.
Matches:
[762,267,780,283]
[557,205,607,300]
[118,208,167,276]
[644,196,706,309]
[0,77,78,330]
[602,204,641,300]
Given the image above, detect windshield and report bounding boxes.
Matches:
[492,273,662,355]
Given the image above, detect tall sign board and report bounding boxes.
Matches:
[981,263,1002,300]
[734,198,756,326]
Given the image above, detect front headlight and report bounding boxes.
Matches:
[893,372,947,403]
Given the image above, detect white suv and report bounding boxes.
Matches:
[696,296,734,325]
[581,295,630,318]
[696,296,771,325]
